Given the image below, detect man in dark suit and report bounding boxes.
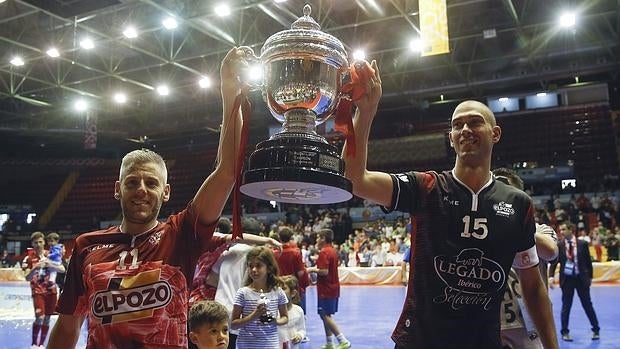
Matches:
[549,221,600,341]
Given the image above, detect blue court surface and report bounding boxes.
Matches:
[1,284,618,348]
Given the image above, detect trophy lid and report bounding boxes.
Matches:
[260,4,348,68]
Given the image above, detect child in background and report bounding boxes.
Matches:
[307,229,351,349]
[45,233,64,285]
[231,246,289,349]
[189,300,230,349]
[279,275,306,349]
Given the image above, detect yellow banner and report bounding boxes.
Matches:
[419,0,450,56]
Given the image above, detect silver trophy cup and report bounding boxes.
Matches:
[239,4,352,204]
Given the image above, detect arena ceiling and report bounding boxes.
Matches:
[1,0,619,157]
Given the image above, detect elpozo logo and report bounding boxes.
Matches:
[92,269,172,324]
[493,201,515,217]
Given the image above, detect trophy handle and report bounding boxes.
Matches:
[237,46,263,91]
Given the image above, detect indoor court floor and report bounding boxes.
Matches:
[0,284,618,348]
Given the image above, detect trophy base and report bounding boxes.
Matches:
[239,135,352,204]
[241,168,352,204]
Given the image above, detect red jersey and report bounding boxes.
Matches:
[316,243,340,299]
[57,205,219,349]
[23,250,57,295]
[188,236,229,304]
[276,243,310,293]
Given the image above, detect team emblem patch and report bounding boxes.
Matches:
[493,201,515,217]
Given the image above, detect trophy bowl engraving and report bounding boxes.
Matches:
[239,4,353,204]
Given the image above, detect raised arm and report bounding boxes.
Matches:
[192,47,246,225]
[342,60,393,207]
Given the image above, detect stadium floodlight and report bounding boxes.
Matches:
[10,56,25,66]
[559,12,576,28]
[198,77,212,88]
[46,48,60,58]
[80,38,95,49]
[352,50,366,61]
[162,17,178,30]
[74,99,88,112]
[214,4,231,17]
[156,85,170,96]
[123,26,138,39]
[113,92,127,104]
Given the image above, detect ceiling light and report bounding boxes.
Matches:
[214,4,231,17]
[10,56,25,66]
[80,38,94,49]
[352,50,366,61]
[198,77,211,88]
[559,12,576,28]
[156,85,170,96]
[113,92,127,104]
[74,99,88,112]
[273,0,287,3]
[46,48,60,58]
[536,92,547,97]
[0,0,6,4]
[409,38,424,53]
[162,17,178,30]
[123,26,138,38]
[499,97,509,103]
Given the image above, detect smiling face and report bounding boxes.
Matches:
[115,161,170,229]
[189,320,229,349]
[449,101,501,165]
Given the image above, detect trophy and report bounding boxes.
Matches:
[239,4,353,205]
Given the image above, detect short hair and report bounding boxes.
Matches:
[452,100,497,126]
[281,275,301,305]
[46,232,60,242]
[188,300,229,332]
[31,231,45,242]
[119,149,167,183]
[241,217,261,235]
[217,218,232,234]
[278,227,293,243]
[560,221,574,230]
[493,167,524,190]
[318,229,334,243]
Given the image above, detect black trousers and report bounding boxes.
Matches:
[560,275,600,334]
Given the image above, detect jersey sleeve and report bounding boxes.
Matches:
[381,171,435,214]
[56,238,87,314]
[512,199,539,269]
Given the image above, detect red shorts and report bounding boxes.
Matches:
[32,293,57,316]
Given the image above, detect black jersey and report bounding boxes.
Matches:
[385,170,538,349]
